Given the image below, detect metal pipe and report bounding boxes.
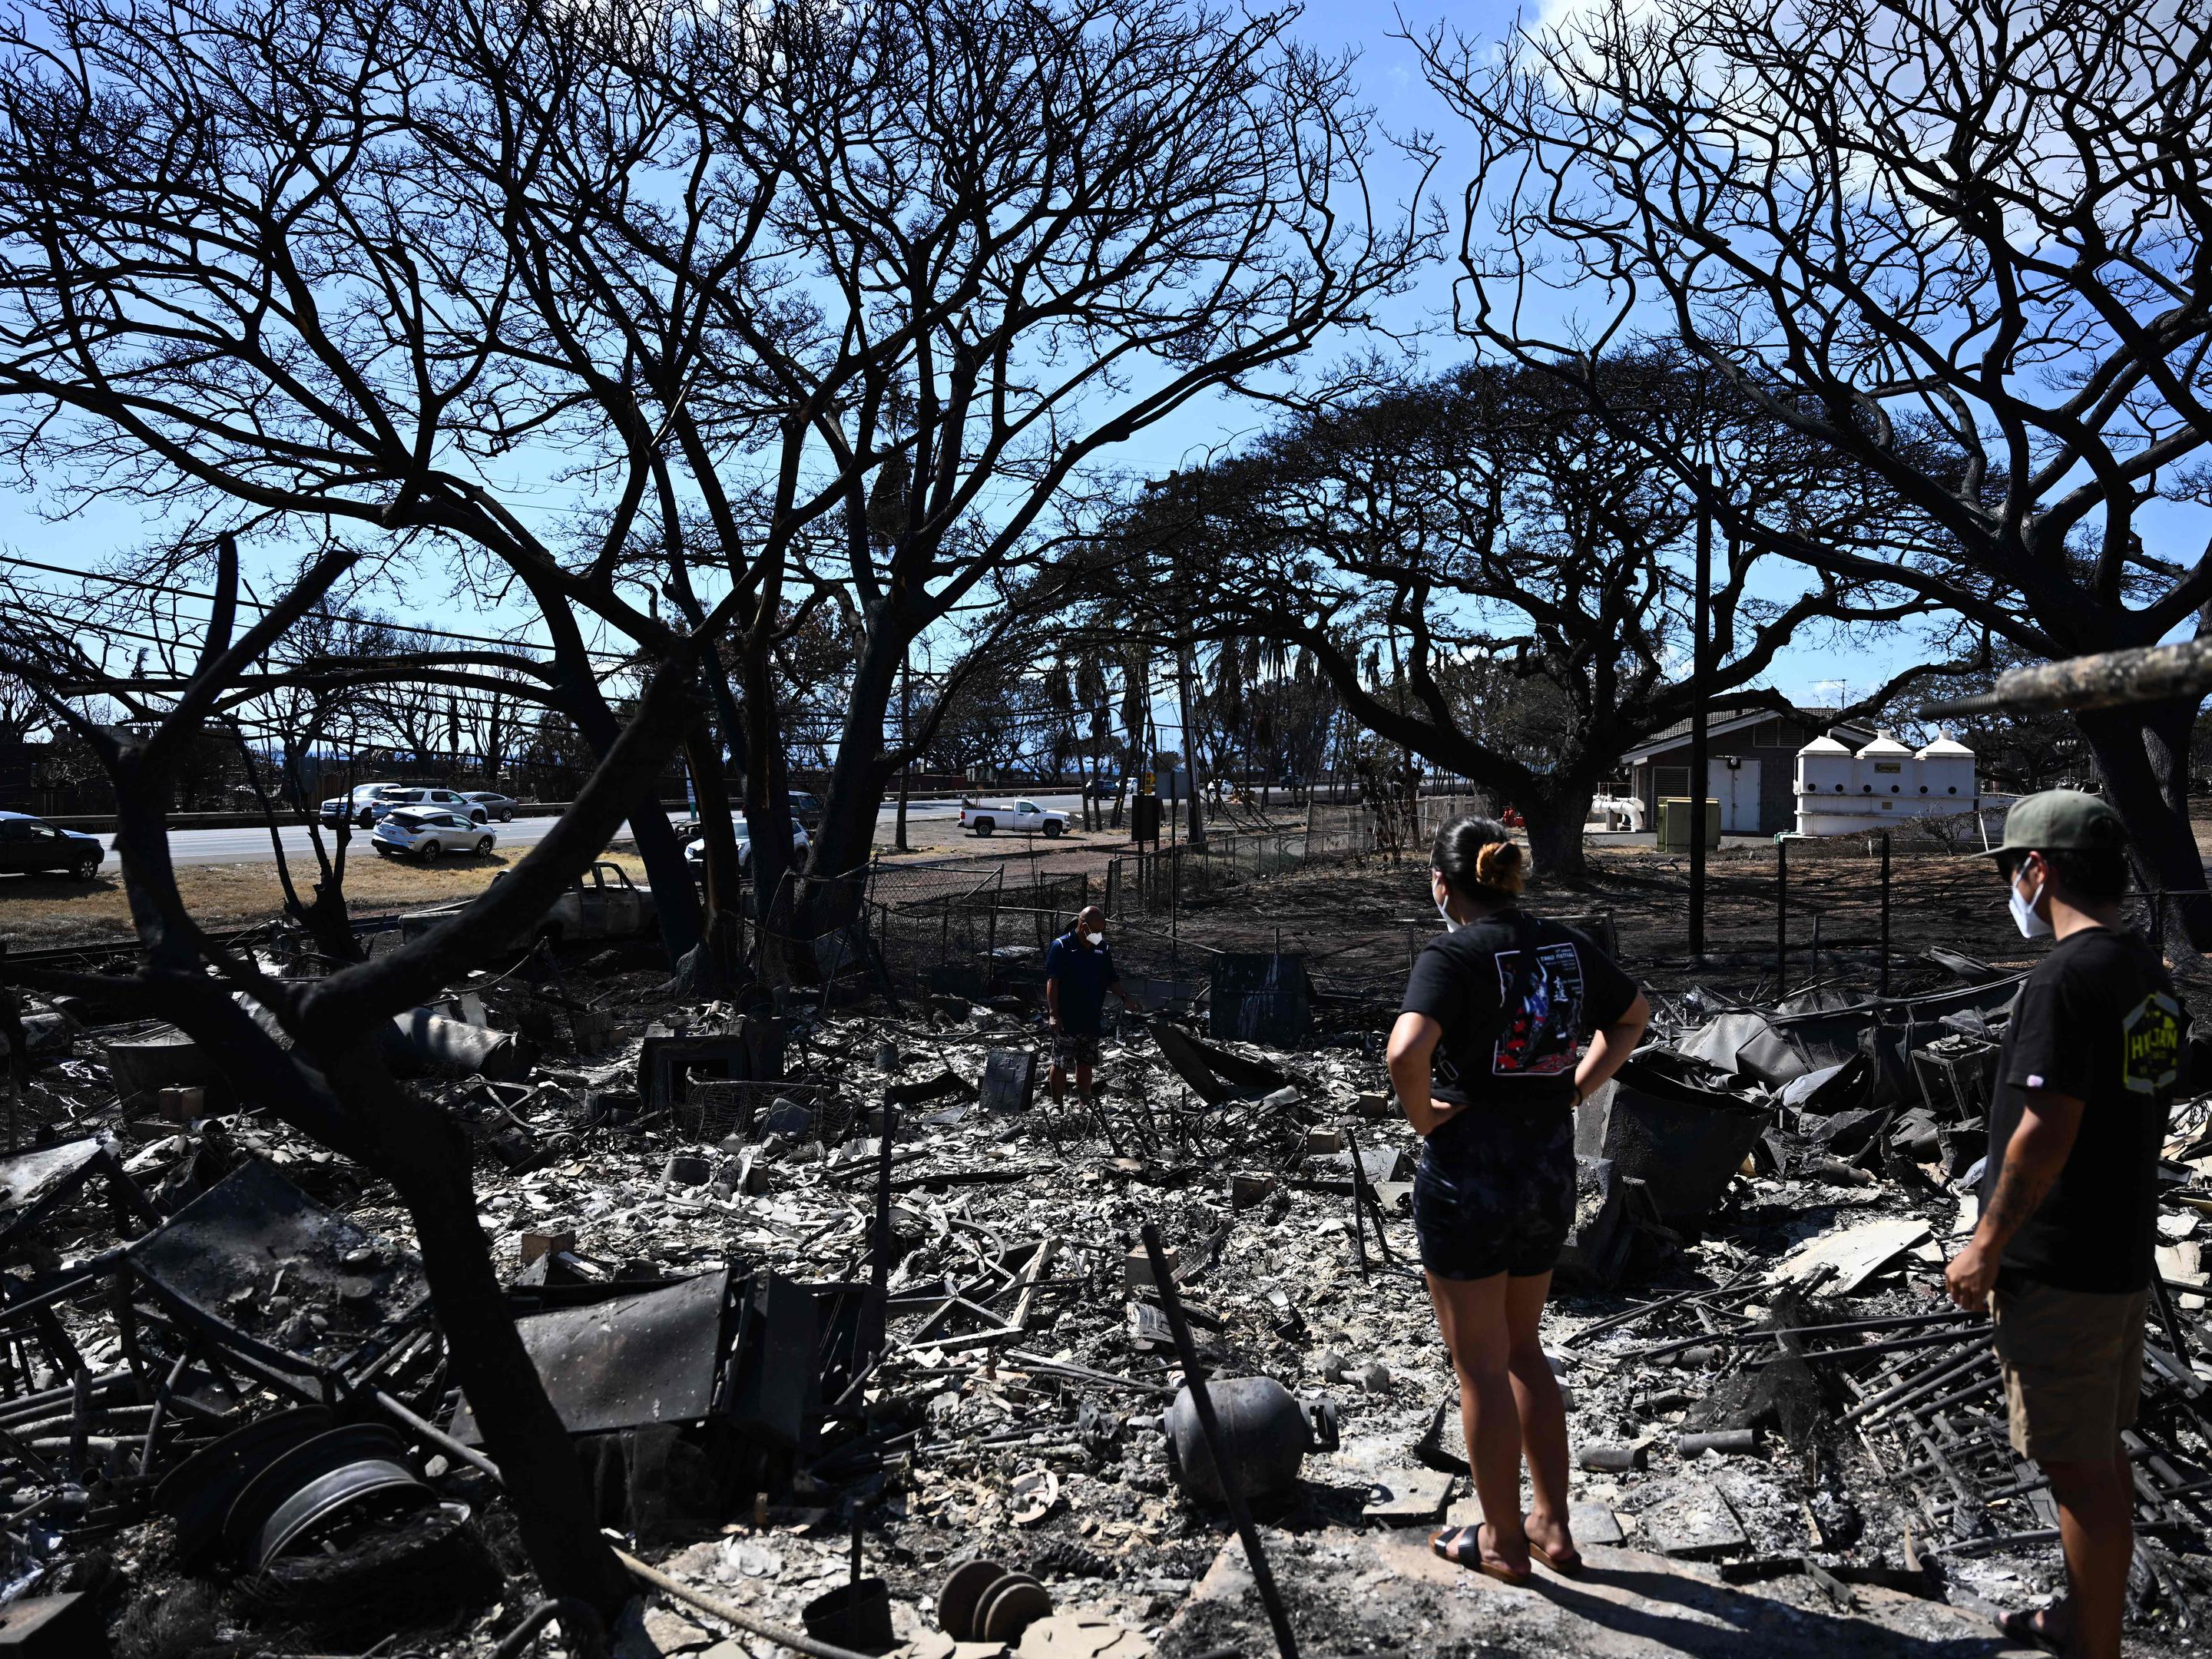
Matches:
[490,1601,563,1659]
[1878,832,1891,997]
[369,1387,502,1482]
[1776,836,1788,995]
[1846,1342,1995,1425]
[618,1546,886,1659]
[138,1351,190,1477]
[1141,1224,1300,1659]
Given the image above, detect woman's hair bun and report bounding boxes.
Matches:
[1432,813,1525,898]
[1475,839,1524,894]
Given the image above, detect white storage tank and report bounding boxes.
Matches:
[1855,732,1914,803]
[1793,728,1980,834]
[1915,733,1976,803]
[1795,733,1853,799]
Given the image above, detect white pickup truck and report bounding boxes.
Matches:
[959,798,1070,837]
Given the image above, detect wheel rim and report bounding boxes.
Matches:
[421,843,441,863]
[478,839,492,854]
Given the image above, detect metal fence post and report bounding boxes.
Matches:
[1775,834,1788,996]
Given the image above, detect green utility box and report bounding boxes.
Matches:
[1657,797,1722,851]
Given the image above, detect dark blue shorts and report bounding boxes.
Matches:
[1412,1108,1576,1280]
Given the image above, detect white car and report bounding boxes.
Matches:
[683,817,810,873]
[372,808,497,863]
[319,783,405,826]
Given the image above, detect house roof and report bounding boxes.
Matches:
[1622,705,1877,767]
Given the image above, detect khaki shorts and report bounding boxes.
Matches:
[1992,1277,2147,1465]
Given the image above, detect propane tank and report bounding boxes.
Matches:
[1154,1376,1338,1505]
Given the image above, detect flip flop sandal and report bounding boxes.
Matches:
[1997,1601,2069,1655]
[1429,1522,1532,1584]
[1525,1532,1585,1577]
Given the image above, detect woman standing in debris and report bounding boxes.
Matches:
[1389,815,1649,1582]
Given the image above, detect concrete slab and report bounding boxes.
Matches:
[1161,1527,2035,1659]
[1362,1467,1455,1525]
[1442,1494,1624,1547]
[1642,1482,1749,1560]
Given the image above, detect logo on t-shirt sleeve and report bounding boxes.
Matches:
[2122,991,2184,1095]
[1493,943,1588,1077]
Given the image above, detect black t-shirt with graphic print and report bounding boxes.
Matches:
[1399,911,1639,1113]
[1979,926,2185,1294]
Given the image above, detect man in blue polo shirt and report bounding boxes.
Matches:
[1045,906,1141,1108]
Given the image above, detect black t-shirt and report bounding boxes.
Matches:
[1979,927,2185,1294]
[1399,911,1639,1111]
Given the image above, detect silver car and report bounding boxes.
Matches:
[376,786,484,823]
[371,808,497,863]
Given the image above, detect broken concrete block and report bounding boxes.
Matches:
[1303,1128,1344,1155]
[1229,1173,1277,1209]
[1353,1361,1391,1392]
[1642,1480,1747,1558]
[1570,1502,1626,1546]
[1362,1466,1455,1525]
[1124,1245,1176,1290]
[1353,1090,1392,1119]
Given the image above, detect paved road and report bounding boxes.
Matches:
[104,793,1090,869]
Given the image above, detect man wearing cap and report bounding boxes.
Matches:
[1946,790,2185,1659]
[1045,906,1141,1108]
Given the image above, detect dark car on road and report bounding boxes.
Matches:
[0,812,105,880]
[463,791,520,822]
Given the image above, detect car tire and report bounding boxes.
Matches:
[471,810,486,825]
[475,836,493,856]
[419,840,442,864]
[501,809,514,823]
[1042,821,1062,838]
[72,857,98,881]
[975,818,995,836]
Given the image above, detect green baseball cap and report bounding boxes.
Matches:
[1985,789,2129,859]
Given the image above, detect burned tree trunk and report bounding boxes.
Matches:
[2078,701,2212,952]
[363,1075,633,1621]
[1519,786,1595,886]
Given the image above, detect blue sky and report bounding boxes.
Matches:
[0,0,1948,716]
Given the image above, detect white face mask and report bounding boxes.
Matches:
[1085,931,1105,947]
[1435,899,1459,932]
[2008,870,2053,940]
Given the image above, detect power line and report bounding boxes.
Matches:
[1,553,638,660]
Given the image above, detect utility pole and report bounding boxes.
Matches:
[1689,462,1712,960]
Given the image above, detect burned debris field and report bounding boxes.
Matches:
[0,826,2200,1657]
